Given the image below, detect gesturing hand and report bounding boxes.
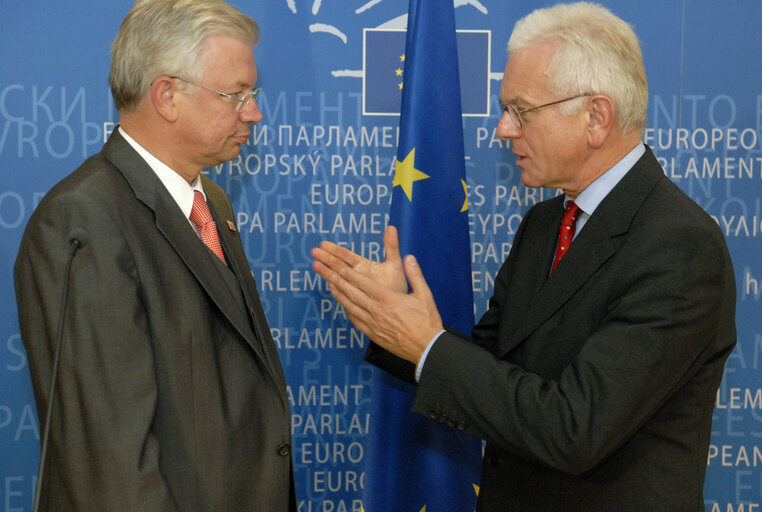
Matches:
[311,225,408,294]
[312,226,443,364]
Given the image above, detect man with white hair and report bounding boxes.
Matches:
[15,1,295,510]
[312,2,736,510]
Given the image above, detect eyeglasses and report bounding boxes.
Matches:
[501,94,592,128]
[170,76,262,112]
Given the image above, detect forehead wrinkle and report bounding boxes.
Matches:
[502,45,555,108]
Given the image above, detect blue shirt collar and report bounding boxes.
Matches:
[567,142,646,216]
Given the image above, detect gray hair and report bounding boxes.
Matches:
[508,2,648,134]
[109,0,259,112]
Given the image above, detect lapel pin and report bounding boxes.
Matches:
[227,220,237,232]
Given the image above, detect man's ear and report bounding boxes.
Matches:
[150,76,179,122]
[587,94,616,148]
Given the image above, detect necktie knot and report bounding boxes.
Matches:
[551,200,581,273]
[190,190,227,264]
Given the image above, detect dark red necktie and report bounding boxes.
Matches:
[189,190,227,264]
[551,200,581,273]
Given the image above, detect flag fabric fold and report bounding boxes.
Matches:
[362,0,483,510]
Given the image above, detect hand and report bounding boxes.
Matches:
[319,251,444,365]
[311,225,408,294]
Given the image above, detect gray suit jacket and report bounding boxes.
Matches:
[368,147,736,511]
[15,130,296,511]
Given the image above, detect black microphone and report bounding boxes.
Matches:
[33,229,89,512]
[68,229,89,250]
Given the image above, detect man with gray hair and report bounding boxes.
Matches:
[15,1,296,510]
[312,2,736,510]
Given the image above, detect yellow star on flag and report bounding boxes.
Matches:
[393,148,429,201]
[396,56,405,90]
[460,178,469,212]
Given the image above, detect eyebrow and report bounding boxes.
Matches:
[501,95,528,108]
[225,80,255,93]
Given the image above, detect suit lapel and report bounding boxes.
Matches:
[100,130,268,365]
[205,190,288,395]
[507,216,617,349]
[204,182,286,377]
[204,186,264,344]
[501,148,665,356]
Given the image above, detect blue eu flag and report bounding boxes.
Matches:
[362,0,483,510]
[364,29,490,116]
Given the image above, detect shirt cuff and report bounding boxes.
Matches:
[415,330,445,382]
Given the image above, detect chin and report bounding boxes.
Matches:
[519,172,539,189]
[222,145,242,162]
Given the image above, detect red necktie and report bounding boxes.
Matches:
[189,190,227,264]
[551,200,581,273]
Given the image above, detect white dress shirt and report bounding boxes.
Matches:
[118,126,207,229]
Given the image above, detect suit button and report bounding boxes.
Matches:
[277,443,290,457]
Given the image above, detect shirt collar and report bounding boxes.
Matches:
[568,142,646,215]
[118,126,204,219]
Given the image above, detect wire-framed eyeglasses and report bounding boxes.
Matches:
[170,76,262,112]
[501,94,592,128]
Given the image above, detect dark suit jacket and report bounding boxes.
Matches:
[367,147,736,511]
[15,130,296,511]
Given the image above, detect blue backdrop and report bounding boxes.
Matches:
[1,1,760,510]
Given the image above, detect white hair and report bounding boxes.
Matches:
[508,2,648,134]
[110,0,259,112]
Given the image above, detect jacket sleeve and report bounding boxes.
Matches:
[14,187,181,511]
[410,198,736,475]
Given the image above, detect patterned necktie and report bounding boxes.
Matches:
[189,190,227,264]
[551,200,581,273]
